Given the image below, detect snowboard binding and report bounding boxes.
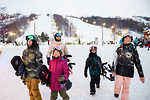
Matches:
[102,62,115,81]
[64,55,76,75]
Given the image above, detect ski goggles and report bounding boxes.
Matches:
[90,46,97,51]
[26,35,36,41]
[56,33,61,37]
[53,46,62,51]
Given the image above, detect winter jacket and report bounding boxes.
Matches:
[47,41,68,58]
[112,43,144,78]
[84,53,103,76]
[22,47,43,79]
[49,56,70,91]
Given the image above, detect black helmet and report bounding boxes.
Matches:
[122,34,133,42]
[90,46,97,53]
[53,46,62,56]
[54,33,61,42]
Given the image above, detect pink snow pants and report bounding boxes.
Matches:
[114,75,131,100]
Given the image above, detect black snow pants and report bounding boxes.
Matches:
[90,75,100,92]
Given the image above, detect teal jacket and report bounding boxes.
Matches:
[84,53,102,75]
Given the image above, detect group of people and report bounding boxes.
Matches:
[20,32,145,100]
[84,34,145,100]
[133,37,150,51]
[21,33,69,100]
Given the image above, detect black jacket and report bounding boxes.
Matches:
[112,43,144,78]
[84,53,103,76]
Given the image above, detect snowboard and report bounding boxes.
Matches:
[11,56,23,76]
[11,56,26,84]
[37,65,51,84]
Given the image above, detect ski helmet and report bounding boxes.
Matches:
[54,33,61,42]
[53,46,62,56]
[26,35,37,41]
[90,46,97,52]
[122,34,133,42]
[26,35,38,49]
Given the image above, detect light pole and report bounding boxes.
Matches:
[102,23,106,46]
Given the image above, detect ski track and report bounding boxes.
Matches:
[0,44,150,100]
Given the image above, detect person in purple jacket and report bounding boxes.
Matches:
[49,46,70,100]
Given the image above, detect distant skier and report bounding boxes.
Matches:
[47,33,68,65]
[112,34,145,100]
[48,46,70,100]
[22,35,43,100]
[133,37,138,49]
[147,39,150,51]
[48,40,50,45]
[84,46,104,95]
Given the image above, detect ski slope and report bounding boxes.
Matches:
[0,44,150,100]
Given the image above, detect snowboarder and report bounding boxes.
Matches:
[47,33,68,65]
[49,46,70,100]
[112,34,145,100]
[22,35,43,100]
[84,46,104,95]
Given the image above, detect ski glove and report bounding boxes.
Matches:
[58,75,65,82]
[47,57,51,65]
[84,72,88,78]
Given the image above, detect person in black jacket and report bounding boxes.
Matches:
[84,46,103,95]
[112,34,145,100]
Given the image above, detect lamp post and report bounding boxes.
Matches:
[102,23,106,46]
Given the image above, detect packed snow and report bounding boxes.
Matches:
[0,44,150,100]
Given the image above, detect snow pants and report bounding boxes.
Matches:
[50,90,69,100]
[90,75,100,92]
[26,78,42,100]
[114,75,131,100]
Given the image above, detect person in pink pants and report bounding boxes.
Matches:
[112,34,145,100]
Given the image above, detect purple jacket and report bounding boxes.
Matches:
[49,56,70,90]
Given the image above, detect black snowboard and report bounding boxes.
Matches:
[37,65,51,84]
[11,56,23,76]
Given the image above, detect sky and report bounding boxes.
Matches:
[0,0,150,17]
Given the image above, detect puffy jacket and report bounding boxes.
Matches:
[22,47,43,79]
[84,53,103,76]
[47,41,68,58]
[112,43,144,78]
[49,56,70,91]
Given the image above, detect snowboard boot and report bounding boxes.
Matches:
[96,84,100,88]
[90,92,95,96]
[114,93,119,98]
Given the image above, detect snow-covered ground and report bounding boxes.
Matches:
[0,44,150,100]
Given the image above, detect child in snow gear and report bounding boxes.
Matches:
[49,46,70,100]
[112,34,145,100]
[84,46,104,95]
[47,33,68,65]
[22,35,43,100]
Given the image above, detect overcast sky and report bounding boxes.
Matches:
[0,0,150,17]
